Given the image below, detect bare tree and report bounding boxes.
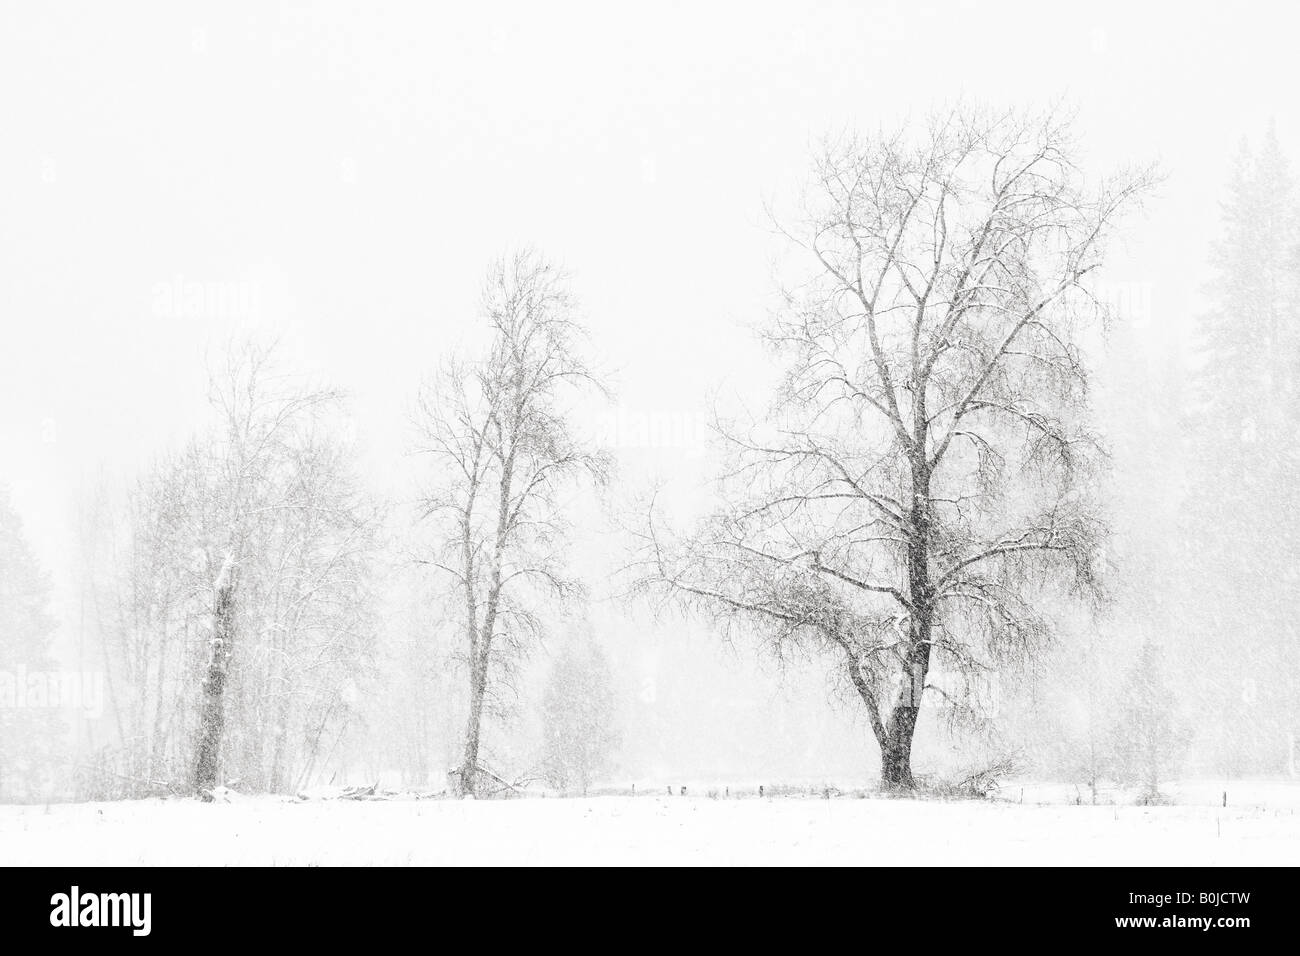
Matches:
[81,341,382,797]
[415,251,608,796]
[189,342,368,794]
[638,107,1153,790]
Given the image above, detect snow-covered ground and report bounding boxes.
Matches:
[2,781,1298,865]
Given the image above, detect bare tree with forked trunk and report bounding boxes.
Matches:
[415,251,609,797]
[636,107,1154,790]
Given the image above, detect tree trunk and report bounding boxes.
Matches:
[269,694,292,793]
[193,572,236,795]
[880,738,915,790]
[875,448,935,793]
[873,447,935,790]
[458,657,487,796]
[846,652,920,791]
[855,578,933,791]
[879,669,923,791]
[457,441,514,798]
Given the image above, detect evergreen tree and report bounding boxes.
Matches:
[1181,125,1300,776]
[1110,640,1189,802]
[0,488,64,800]
[541,630,619,793]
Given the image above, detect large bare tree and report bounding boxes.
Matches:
[416,251,608,796]
[639,108,1153,789]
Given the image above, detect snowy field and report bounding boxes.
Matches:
[2,781,1298,866]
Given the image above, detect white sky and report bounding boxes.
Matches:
[2,2,1297,773]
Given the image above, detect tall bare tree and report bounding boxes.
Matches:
[639,108,1153,789]
[81,341,382,797]
[190,343,377,794]
[416,251,608,796]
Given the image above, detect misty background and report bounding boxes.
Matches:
[1,1,1297,798]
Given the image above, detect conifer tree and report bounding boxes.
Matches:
[0,489,64,800]
[1181,126,1300,775]
[1110,640,1188,802]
